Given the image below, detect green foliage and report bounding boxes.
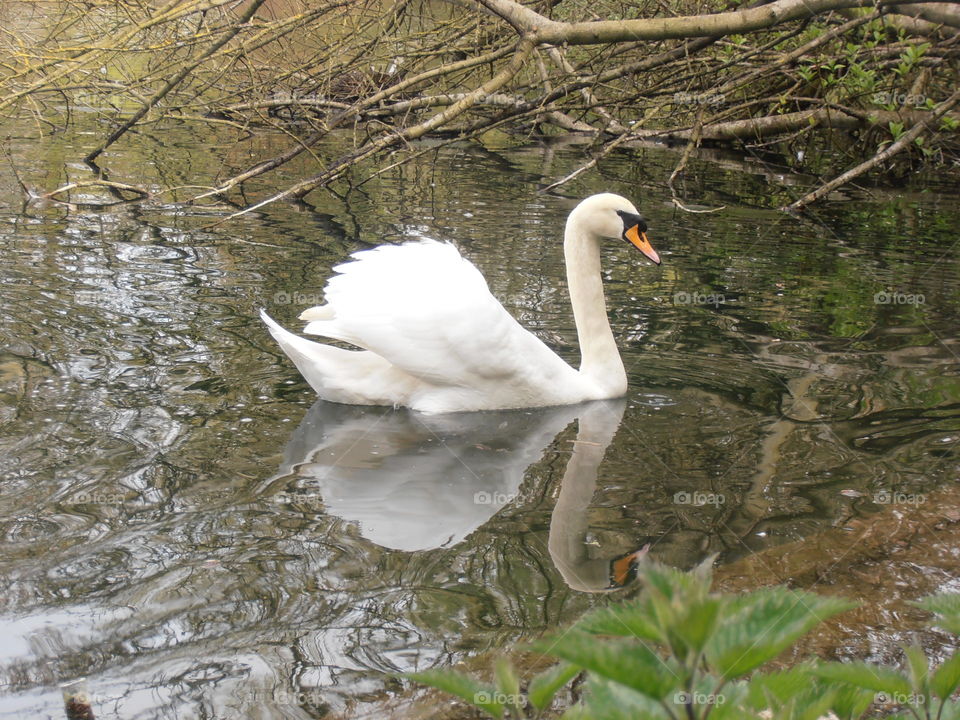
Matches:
[405,667,505,718]
[535,632,680,701]
[941,116,960,132]
[894,42,930,78]
[406,561,960,719]
[915,593,960,634]
[527,662,580,711]
[812,661,913,695]
[785,27,948,164]
[706,588,854,679]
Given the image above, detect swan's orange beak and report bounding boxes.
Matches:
[625,225,660,265]
[608,544,650,587]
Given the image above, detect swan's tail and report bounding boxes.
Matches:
[259,309,420,406]
[260,309,343,395]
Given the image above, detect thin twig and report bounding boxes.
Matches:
[84,0,269,162]
[540,131,635,192]
[667,106,727,213]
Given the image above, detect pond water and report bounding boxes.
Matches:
[1,121,959,718]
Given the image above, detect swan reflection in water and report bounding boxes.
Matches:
[264,398,647,592]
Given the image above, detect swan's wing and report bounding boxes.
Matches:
[299,240,575,390]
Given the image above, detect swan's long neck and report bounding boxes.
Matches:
[564,218,627,396]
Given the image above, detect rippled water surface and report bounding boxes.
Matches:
[2,122,959,718]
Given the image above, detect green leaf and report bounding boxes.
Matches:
[932,651,960,700]
[812,662,912,696]
[405,669,504,718]
[744,666,843,720]
[559,705,592,720]
[706,589,855,679]
[913,593,960,634]
[937,699,960,720]
[669,596,723,657]
[902,644,928,693]
[771,692,838,720]
[828,683,877,720]
[493,658,521,714]
[574,557,717,648]
[676,674,752,720]
[746,666,817,707]
[574,600,663,642]
[534,631,679,701]
[581,675,672,720]
[528,662,581,710]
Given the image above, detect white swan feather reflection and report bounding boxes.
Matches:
[260,193,660,414]
[267,398,649,590]
[266,400,580,552]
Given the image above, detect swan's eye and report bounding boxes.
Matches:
[616,209,647,233]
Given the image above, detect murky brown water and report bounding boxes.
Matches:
[1,120,959,718]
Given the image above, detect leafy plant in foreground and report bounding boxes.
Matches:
[406,558,960,719]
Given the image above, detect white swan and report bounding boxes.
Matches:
[260,193,660,413]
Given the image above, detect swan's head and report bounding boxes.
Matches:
[570,193,660,266]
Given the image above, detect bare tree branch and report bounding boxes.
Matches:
[217,35,537,221]
[85,0,269,162]
[477,0,958,43]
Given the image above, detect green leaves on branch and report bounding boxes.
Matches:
[405,559,960,719]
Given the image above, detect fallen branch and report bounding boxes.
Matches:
[475,0,956,44]
[651,106,960,141]
[785,88,960,211]
[192,44,516,200]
